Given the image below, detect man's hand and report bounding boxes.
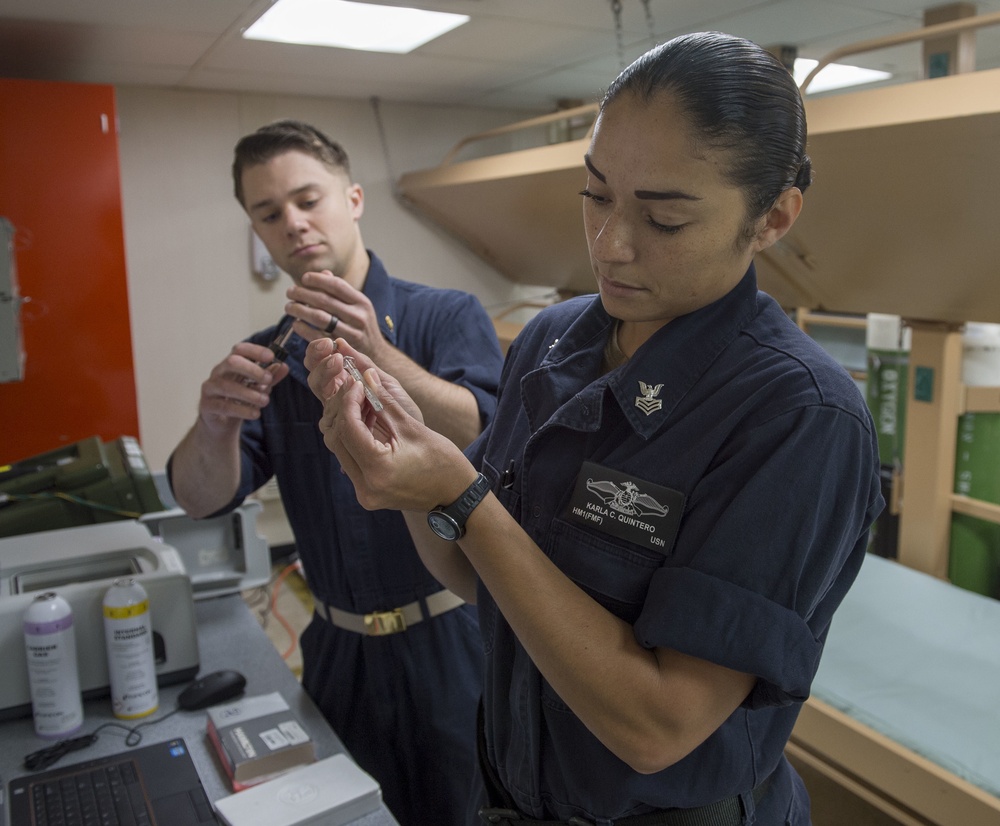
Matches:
[172,337,288,518]
[197,340,290,433]
[291,269,484,450]
[286,270,388,361]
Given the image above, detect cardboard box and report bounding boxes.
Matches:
[207,692,316,790]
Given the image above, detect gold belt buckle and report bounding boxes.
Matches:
[364,608,406,636]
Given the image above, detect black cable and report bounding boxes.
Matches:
[23,734,98,771]
[23,707,182,771]
[0,491,142,518]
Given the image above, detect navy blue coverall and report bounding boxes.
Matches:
[466,265,884,825]
[175,252,503,826]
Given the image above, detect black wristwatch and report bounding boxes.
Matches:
[427,473,491,541]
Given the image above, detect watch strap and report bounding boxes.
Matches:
[428,472,491,540]
[448,472,490,524]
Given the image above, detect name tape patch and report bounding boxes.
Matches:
[565,461,684,554]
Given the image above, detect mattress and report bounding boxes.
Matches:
[813,552,1000,797]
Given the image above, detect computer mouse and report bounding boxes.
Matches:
[177,669,247,711]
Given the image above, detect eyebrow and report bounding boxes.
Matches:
[247,183,319,214]
[584,154,701,202]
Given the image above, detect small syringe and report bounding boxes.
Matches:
[343,356,384,412]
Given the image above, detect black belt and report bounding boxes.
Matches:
[476,703,773,826]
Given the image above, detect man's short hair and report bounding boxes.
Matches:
[232,119,351,206]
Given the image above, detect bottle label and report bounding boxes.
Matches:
[24,594,84,738]
[103,580,159,719]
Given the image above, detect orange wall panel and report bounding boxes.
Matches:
[0,79,138,463]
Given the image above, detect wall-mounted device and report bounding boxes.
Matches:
[251,229,282,282]
[0,217,25,382]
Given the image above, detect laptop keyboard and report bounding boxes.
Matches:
[30,758,154,826]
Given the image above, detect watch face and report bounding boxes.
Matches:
[428,511,461,541]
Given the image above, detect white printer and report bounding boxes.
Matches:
[0,499,273,720]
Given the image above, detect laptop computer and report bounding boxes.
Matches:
[8,737,217,825]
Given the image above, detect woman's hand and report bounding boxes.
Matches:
[304,337,472,512]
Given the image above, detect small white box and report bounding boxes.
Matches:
[213,753,382,826]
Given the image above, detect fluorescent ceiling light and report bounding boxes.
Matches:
[794,58,892,94]
[243,0,469,54]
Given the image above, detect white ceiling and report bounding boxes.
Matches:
[1,0,1000,111]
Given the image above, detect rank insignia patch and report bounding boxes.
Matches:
[635,381,664,415]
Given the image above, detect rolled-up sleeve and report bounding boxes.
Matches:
[634,403,881,707]
[427,292,503,429]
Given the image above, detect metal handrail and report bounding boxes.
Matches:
[439,103,598,166]
[437,13,1000,166]
[800,9,1000,93]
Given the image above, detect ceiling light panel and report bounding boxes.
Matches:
[243,0,469,54]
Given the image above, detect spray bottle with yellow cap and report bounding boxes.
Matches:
[103,577,159,719]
